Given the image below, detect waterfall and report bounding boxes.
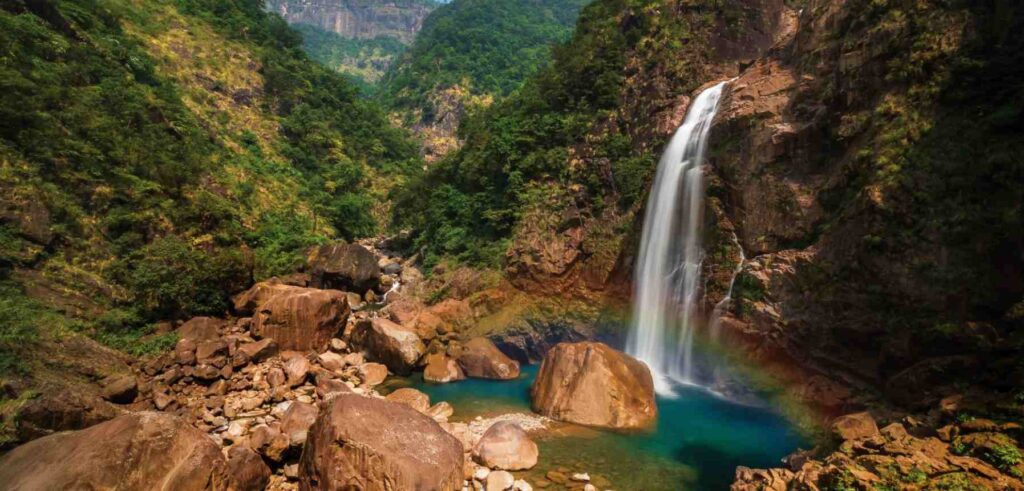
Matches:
[709,232,745,345]
[627,81,728,395]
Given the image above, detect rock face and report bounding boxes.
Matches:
[531,342,656,429]
[265,0,433,44]
[349,318,426,375]
[473,422,539,471]
[0,412,231,490]
[251,287,350,351]
[307,242,381,293]
[455,337,520,380]
[298,393,464,490]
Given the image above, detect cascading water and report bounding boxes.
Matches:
[627,81,729,395]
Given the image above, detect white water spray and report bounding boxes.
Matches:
[627,81,729,395]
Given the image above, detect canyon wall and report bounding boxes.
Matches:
[265,0,433,43]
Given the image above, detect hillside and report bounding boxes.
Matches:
[378,0,591,161]
[0,0,419,444]
[265,0,437,88]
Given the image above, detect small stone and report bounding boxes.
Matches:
[267,368,286,388]
[427,401,454,422]
[512,480,533,491]
[283,463,299,479]
[571,473,590,482]
[318,351,347,372]
[487,470,515,491]
[153,391,174,410]
[473,467,490,481]
[583,485,596,491]
[284,356,311,387]
[358,362,388,387]
[330,338,347,352]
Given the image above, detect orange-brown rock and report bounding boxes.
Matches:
[455,337,520,380]
[177,316,225,342]
[473,421,539,471]
[386,387,431,413]
[228,445,271,491]
[831,412,879,441]
[423,352,466,383]
[280,401,319,446]
[298,393,463,491]
[0,412,231,490]
[349,318,426,375]
[530,342,656,429]
[233,279,300,315]
[251,287,349,351]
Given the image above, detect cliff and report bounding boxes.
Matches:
[265,0,434,43]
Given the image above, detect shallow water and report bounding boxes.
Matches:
[392,365,807,490]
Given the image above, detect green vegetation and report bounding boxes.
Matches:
[379,0,590,122]
[294,24,407,92]
[394,0,732,266]
[0,0,420,353]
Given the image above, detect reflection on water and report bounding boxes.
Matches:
[391,365,806,490]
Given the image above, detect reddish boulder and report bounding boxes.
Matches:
[350,318,426,375]
[424,353,466,384]
[280,401,319,446]
[228,445,271,491]
[831,412,879,441]
[298,394,463,490]
[237,338,278,362]
[0,412,231,490]
[177,316,225,342]
[251,287,350,351]
[455,337,520,380]
[232,279,299,315]
[386,387,431,413]
[473,422,539,471]
[531,342,656,429]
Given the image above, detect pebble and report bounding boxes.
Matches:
[571,473,590,482]
[512,479,533,491]
[473,467,491,482]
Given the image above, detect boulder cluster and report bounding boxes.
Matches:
[0,240,551,491]
[733,398,1024,490]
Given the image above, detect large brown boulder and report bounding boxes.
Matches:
[298,393,464,491]
[233,279,300,315]
[473,421,539,471]
[307,242,380,293]
[531,342,656,429]
[830,412,879,441]
[251,287,350,351]
[0,412,232,490]
[455,337,520,380]
[349,318,426,375]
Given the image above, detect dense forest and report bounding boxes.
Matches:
[378,0,590,123]
[0,0,419,366]
[294,24,407,92]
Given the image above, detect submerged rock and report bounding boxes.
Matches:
[298,393,463,490]
[530,342,656,429]
[0,412,231,490]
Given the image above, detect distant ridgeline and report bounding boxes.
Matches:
[0,0,420,357]
[265,0,439,90]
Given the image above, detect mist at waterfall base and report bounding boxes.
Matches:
[399,365,805,490]
[627,81,737,394]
